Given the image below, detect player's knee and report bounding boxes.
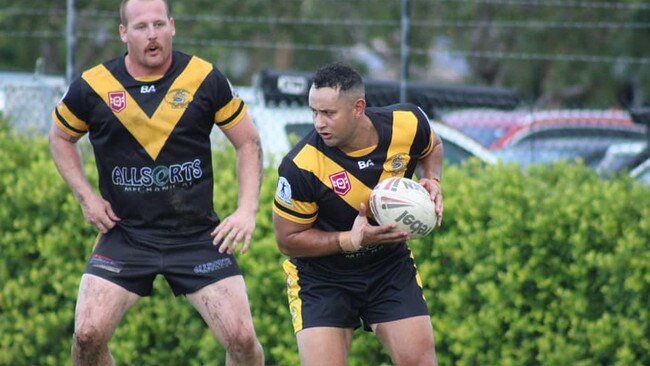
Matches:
[225,328,261,356]
[73,325,109,350]
[392,347,437,366]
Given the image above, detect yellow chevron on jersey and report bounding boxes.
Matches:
[295,144,372,212]
[81,56,213,160]
[50,51,246,235]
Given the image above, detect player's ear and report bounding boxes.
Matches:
[119,23,128,43]
[353,98,366,118]
[170,17,176,37]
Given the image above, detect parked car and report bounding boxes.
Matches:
[441,108,638,152]
[493,123,647,168]
[625,107,650,183]
[429,120,497,165]
[630,156,650,185]
[596,141,647,178]
[440,108,528,148]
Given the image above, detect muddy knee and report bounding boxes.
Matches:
[225,329,261,357]
[73,325,110,351]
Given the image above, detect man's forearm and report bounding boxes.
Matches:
[418,141,443,181]
[49,131,95,204]
[235,138,263,213]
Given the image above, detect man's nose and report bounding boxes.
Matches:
[146,25,157,39]
[313,113,325,129]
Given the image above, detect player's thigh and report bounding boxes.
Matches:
[186,275,256,341]
[74,274,140,339]
[296,327,354,366]
[373,315,437,366]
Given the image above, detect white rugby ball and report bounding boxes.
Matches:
[369,177,436,239]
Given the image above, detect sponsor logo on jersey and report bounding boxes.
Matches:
[111,159,203,192]
[329,171,351,196]
[164,88,193,109]
[384,153,410,175]
[140,85,156,94]
[342,244,383,258]
[358,159,374,170]
[276,176,293,206]
[108,91,126,113]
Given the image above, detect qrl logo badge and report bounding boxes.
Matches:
[108,91,126,113]
[329,171,351,196]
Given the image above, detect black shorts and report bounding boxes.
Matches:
[283,250,429,333]
[85,226,241,296]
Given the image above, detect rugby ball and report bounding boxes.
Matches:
[369,177,436,239]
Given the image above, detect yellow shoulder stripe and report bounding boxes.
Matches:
[379,110,417,182]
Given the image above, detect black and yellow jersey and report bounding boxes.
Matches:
[52,51,247,239]
[273,103,435,268]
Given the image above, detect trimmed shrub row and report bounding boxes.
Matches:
[1,122,649,365]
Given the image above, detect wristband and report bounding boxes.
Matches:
[338,232,361,252]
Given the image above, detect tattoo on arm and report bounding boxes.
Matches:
[256,137,263,190]
[65,135,79,143]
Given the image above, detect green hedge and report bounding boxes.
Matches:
[1,121,649,365]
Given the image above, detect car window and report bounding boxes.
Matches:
[513,127,645,145]
[442,140,478,165]
[458,126,509,147]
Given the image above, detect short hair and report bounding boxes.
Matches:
[312,63,365,98]
[120,0,171,25]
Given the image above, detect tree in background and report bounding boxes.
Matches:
[0,0,648,108]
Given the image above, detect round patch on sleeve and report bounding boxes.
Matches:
[276,176,293,206]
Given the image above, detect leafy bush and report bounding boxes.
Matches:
[413,160,650,366]
[1,121,649,365]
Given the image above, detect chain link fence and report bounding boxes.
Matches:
[2,69,648,177]
[0,72,67,136]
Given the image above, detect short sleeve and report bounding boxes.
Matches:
[209,68,248,131]
[272,157,319,225]
[51,79,90,138]
[414,106,435,157]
